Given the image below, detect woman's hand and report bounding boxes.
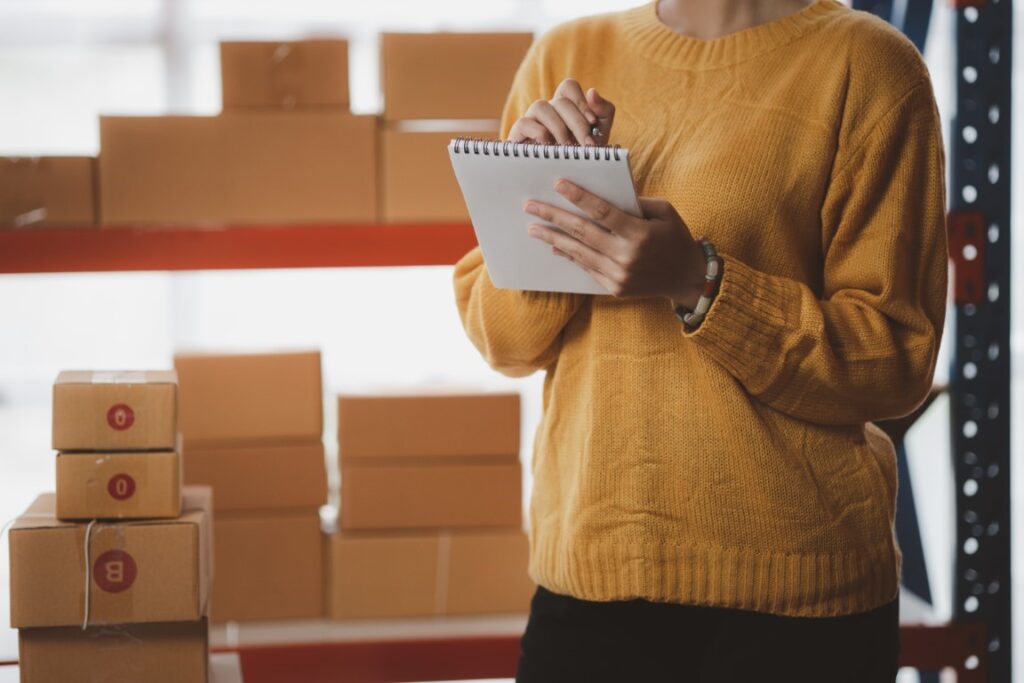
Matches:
[508,78,616,147]
[524,179,707,308]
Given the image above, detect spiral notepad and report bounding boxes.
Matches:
[448,137,641,295]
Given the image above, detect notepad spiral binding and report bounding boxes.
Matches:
[451,137,624,161]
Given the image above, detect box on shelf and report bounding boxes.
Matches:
[52,370,178,452]
[381,32,533,120]
[326,527,533,619]
[380,128,497,222]
[183,441,327,512]
[56,448,182,520]
[9,486,212,629]
[340,460,521,531]
[99,113,376,225]
[18,619,210,683]
[174,351,323,447]
[338,391,519,462]
[0,156,97,228]
[221,39,349,110]
[211,510,323,622]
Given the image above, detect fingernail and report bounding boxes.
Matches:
[585,110,597,124]
[524,202,537,214]
[555,180,570,193]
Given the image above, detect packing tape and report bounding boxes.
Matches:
[91,371,147,384]
[269,42,302,108]
[434,530,452,616]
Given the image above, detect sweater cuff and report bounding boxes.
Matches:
[681,252,797,393]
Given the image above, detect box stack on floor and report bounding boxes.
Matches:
[8,371,214,683]
[0,156,97,228]
[326,391,535,619]
[379,32,532,222]
[100,38,376,226]
[173,350,327,622]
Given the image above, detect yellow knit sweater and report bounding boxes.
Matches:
[453,0,947,617]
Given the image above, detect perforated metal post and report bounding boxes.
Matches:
[948,0,1012,679]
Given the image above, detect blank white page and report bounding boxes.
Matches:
[448,138,641,295]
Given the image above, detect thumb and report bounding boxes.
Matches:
[586,88,615,121]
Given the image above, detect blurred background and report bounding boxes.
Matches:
[0,0,1019,681]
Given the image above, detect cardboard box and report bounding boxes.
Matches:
[18,619,209,683]
[221,39,349,110]
[211,511,323,622]
[0,156,97,227]
[381,129,498,222]
[381,32,533,120]
[340,460,521,530]
[52,370,178,452]
[184,441,326,512]
[56,448,182,520]
[338,391,519,462]
[99,113,377,225]
[9,486,213,629]
[174,351,323,447]
[326,528,533,619]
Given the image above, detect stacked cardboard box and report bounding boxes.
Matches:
[327,391,535,619]
[174,350,327,622]
[8,370,214,683]
[0,156,97,228]
[100,39,376,226]
[378,32,532,222]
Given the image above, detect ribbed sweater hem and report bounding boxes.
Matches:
[528,529,901,618]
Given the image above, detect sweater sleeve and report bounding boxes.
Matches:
[682,77,948,426]
[452,33,587,378]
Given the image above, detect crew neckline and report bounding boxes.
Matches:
[621,0,847,69]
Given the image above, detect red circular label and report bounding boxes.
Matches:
[107,474,136,501]
[92,550,138,593]
[106,404,135,431]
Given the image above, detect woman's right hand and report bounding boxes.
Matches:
[508,78,616,147]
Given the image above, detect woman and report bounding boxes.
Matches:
[453,0,947,680]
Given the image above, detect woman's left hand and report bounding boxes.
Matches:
[525,178,707,308]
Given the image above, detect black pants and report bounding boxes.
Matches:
[515,585,900,683]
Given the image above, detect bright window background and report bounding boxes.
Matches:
[0,1,1020,681]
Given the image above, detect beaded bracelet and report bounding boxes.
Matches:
[673,238,723,329]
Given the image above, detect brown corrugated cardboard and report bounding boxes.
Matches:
[9,486,213,629]
[211,511,323,622]
[56,449,182,520]
[221,40,349,110]
[18,619,209,683]
[183,441,326,512]
[339,460,521,530]
[0,156,97,227]
[174,351,323,447]
[380,129,497,222]
[52,370,177,452]
[338,391,519,462]
[99,113,377,225]
[381,33,533,120]
[326,528,533,619]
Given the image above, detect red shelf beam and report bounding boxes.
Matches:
[0,223,479,274]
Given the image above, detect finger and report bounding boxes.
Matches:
[554,78,598,125]
[525,100,573,145]
[585,88,615,140]
[527,222,622,285]
[509,117,555,144]
[553,178,640,241]
[551,96,596,146]
[550,241,621,295]
[525,199,619,258]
